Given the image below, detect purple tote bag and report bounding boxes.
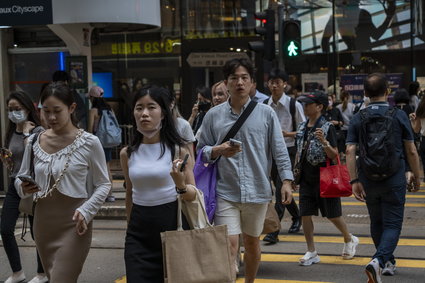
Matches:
[193,148,217,223]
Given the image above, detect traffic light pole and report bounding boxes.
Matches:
[277,4,285,70]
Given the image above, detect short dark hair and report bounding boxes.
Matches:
[52,70,69,83]
[393,88,410,104]
[223,58,254,80]
[364,73,388,98]
[269,68,288,82]
[196,86,212,101]
[408,81,420,96]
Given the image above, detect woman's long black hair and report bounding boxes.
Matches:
[4,91,41,147]
[127,85,185,158]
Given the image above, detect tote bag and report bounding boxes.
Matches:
[320,156,352,198]
[193,148,217,223]
[262,202,281,234]
[161,194,233,283]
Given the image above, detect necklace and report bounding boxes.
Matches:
[35,129,84,201]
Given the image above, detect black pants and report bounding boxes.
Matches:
[125,200,189,283]
[272,146,300,224]
[0,179,44,273]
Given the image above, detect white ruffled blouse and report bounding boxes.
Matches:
[15,131,111,223]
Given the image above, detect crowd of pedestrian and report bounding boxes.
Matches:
[0,59,423,283]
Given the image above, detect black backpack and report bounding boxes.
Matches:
[358,107,400,181]
[264,97,296,131]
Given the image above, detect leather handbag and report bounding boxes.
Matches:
[194,100,257,223]
[262,202,281,234]
[161,190,234,283]
[319,156,352,198]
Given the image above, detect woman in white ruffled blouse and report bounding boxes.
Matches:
[15,82,111,283]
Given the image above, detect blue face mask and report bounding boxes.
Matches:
[8,110,28,124]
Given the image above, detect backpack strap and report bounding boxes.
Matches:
[263,98,269,105]
[289,97,296,132]
[221,100,257,143]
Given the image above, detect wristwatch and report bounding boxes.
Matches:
[349,178,360,185]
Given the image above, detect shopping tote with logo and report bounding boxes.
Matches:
[320,156,352,198]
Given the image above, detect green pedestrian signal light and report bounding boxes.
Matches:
[282,20,301,59]
[287,41,299,57]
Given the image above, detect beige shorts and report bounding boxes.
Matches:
[214,197,268,237]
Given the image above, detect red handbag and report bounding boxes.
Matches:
[320,156,352,198]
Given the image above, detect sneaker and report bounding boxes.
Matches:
[105,195,116,202]
[299,251,320,266]
[382,261,396,276]
[365,258,382,283]
[5,271,26,283]
[342,234,359,260]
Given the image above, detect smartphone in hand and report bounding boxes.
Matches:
[229,138,242,147]
[179,154,190,172]
[17,174,39,188]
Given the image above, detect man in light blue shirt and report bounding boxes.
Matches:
[197,58,293,283]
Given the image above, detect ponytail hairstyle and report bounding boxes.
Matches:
[340,90,350,112]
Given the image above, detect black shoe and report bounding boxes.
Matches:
[263,232,279,244]
[288,219,301,233]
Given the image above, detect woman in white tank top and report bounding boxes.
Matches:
[120,86,197,283]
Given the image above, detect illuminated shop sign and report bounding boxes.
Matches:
[110,39,180,55]
[0,0,52,26]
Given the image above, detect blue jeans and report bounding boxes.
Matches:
[364,184,405,267]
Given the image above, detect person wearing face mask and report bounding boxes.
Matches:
[15,82,111,282]
[120,86,197,282]
[0,91,46,283]
[188,86,212,135]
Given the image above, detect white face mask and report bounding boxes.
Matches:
[8,110,28,124]
[137,120,162,139]
[328,100,333,107]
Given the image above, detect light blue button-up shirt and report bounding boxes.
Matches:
[197,98,293,204]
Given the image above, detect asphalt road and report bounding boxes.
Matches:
[1,190,424,283]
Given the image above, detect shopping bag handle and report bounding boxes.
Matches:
[177,188,213,231]
[326,155,341,167]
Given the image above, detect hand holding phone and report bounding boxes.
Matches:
[179,154,190,172]
[18,175,39,187]
[229,138,242,147]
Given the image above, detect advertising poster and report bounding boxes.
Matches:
[340,73,403,103]
[301,73,328,93]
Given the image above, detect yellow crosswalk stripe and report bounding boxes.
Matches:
[292,192,425,199]
[341,202,425,207]
[261,235,425,247]
[260,254,425,268]
[236,279,333,283]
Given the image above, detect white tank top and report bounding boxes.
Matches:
[128,143,177,206]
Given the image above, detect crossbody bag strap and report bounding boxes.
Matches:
[29,132,41,179]
[221,100,258,143]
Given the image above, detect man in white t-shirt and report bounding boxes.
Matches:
[263,68,306,244]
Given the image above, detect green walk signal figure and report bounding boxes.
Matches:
[288,41,298,57]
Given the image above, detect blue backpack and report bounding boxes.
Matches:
[96,109,122,148]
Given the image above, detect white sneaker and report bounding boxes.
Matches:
[382,261,396,276]
[28,274,49,283]
[365,258,382,283]
[5,271,26,283]
[342,234,359,260]
[299,251,320,266]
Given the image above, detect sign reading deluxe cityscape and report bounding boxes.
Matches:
[0,0,52,26]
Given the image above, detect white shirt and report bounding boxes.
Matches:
[254,90,269,103]
[267,93,306,147]
[337,102,355,131]
[15,131,111,223]
[128,143,177,206]
[176,117,196,143]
